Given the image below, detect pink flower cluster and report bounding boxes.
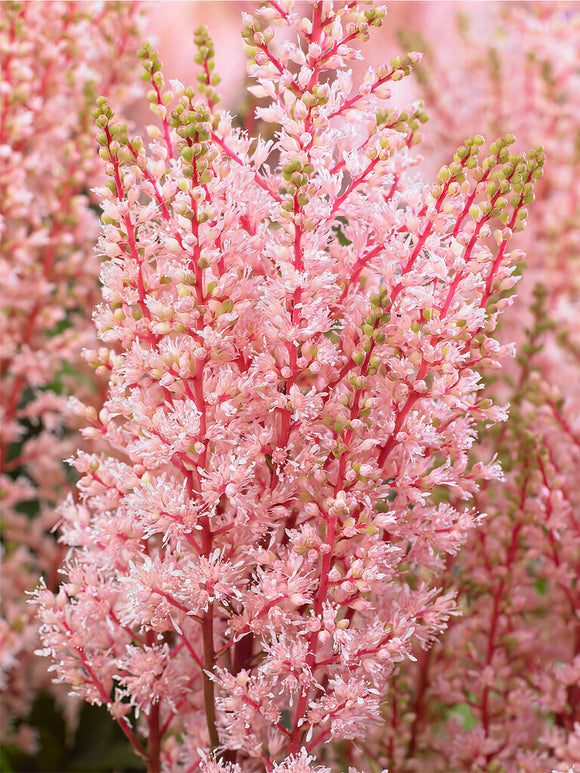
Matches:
[0,0,142,753]
[374,4,580,772]
[32,3,546,772]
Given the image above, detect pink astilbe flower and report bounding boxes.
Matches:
[0,0,143,753]
[398,2,580,298]
[35,3,543,771]
[374,4,580,772]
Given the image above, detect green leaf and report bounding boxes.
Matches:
[279,709,292,731]
[448,701,479,731]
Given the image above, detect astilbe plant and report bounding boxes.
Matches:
[0,0,143,755]
[35,3,543,771]
[372,5,580,772]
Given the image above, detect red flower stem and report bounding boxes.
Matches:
[406,647,432,760]
[146,700,161,773]
[65,629,147,762]
[288,513,337,754]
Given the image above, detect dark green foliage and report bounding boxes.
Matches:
[1,693,145,773]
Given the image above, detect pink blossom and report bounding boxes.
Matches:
[33,3,545,771]
[0,0,143,752]
[374,4,580,771]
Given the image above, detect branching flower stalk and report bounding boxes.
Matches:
[35,3,543,771]
[378,5,580,771]
[0,0,142,754]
